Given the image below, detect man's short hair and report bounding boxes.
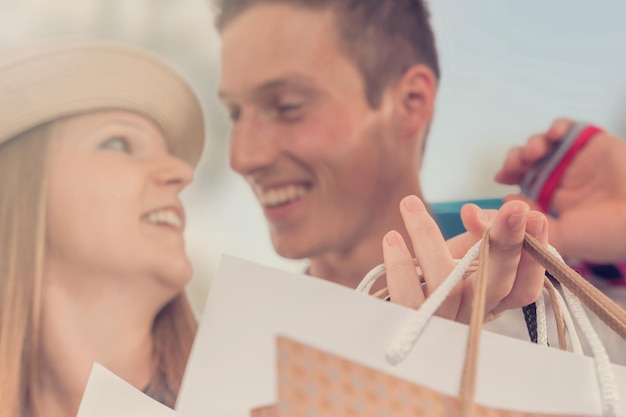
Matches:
[214,0,440,109]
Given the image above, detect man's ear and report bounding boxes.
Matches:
[392,64,437,141]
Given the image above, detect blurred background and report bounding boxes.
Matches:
[2,0,625,314]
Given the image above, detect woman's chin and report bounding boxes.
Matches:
[153,258,194,291]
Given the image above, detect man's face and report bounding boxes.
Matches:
[219,4,407,259]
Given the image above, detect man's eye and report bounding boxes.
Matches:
[229,108,241,122]
[277,102,304,118]
[224,103,241,123]
[99,137,130,153]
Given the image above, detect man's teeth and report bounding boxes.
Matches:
[146,210,183,229]
[257,185,309,207]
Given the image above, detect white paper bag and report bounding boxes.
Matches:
[176,255,626,417]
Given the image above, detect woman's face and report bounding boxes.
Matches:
[45,110,195,296]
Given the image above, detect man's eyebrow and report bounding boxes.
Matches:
[256,75,317,93]
[218,74,317,101]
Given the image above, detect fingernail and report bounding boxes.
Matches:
[385,231,402,246]
[507,212,527,230]
[403,195,422,213]
[527,215,545,237]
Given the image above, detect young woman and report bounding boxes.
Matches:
[0,37,205,417]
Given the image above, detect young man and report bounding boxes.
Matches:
[214,0,548,321]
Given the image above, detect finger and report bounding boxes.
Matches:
[495,120,574,185]
[384,230,425,309]
[455,200,530,322]
[491,211,547,314]
[446,204,496,259]
[521,133,554,163]
[495,140,548,185]
[482,201,532,313]
[459,203,495,236]
[494,146,528,184]
[545,118,574,142]
[399,195,460,318]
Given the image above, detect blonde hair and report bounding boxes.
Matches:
[0,125,49,417]
[0,123,197,416]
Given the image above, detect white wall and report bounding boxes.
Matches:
[425,0,626,201]
[2,0,625,312]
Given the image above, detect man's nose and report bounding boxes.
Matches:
[229,113,279,175]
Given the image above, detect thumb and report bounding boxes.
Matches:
[445,204,495,258]
[459,203,497,236]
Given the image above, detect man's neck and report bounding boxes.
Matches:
[307,233,389,290]
[307,188,424,290]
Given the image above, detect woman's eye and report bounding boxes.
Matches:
[99,136,130,153]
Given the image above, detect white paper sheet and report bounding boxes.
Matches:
[76,363,178,417]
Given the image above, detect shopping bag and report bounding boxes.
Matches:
[247,233,626,417]
[176,240,626,417]
[253,335,584,417]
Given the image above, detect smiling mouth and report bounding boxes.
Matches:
[142,209,183,230]
[255,184,310,208]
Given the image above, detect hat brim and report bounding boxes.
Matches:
[0,37,205,167]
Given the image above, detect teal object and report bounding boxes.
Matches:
[431,198,503,239]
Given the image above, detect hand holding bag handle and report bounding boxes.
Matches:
[370,231,626,417]
[462,233,623,417]
[357,252,574,351]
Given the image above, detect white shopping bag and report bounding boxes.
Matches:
[176,254,626,417]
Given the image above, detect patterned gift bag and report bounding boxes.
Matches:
[260,335,584,417]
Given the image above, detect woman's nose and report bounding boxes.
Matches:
[153,152,195,187]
